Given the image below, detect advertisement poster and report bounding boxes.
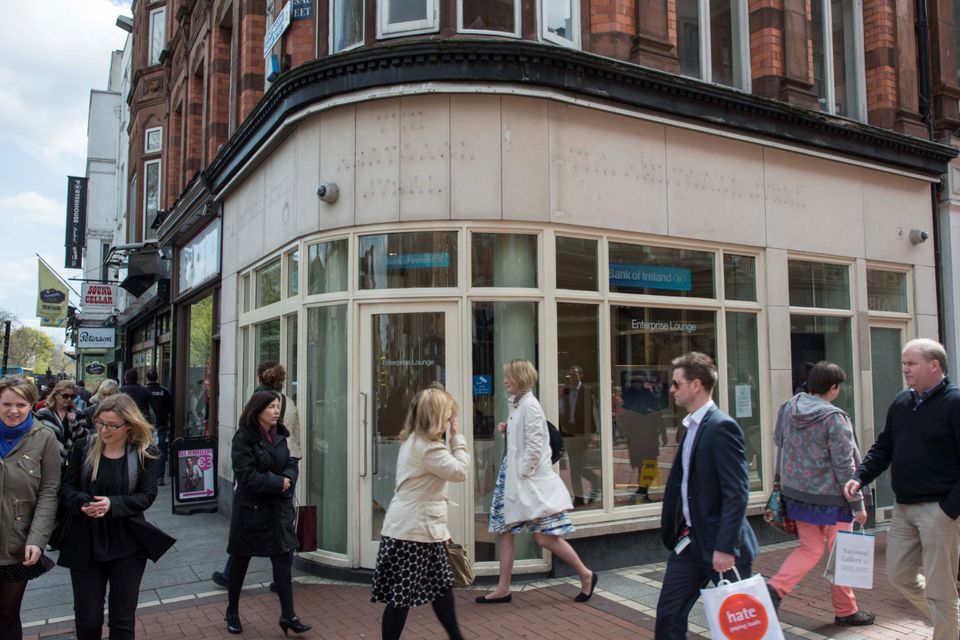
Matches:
[177,447,215,500]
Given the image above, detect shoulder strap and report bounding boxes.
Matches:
[280,393,287,422]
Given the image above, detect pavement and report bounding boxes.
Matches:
[22,484,937,639]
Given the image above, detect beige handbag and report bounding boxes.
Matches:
[446,541,475,588]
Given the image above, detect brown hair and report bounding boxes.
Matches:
[258,362,286,391]
[0,376,38,405]
[48,379,78,412]
[807,361,846,395]
[239,390,282,428]
[670,352,718,393]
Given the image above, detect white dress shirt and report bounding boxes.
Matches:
[680,400,715,528]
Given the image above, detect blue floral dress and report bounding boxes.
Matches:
[488,455,574,535]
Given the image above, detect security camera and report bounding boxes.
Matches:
[317,183,339,204]
[909,229,930,244]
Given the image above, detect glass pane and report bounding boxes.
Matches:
[307,239,349,295]
[185,296,213,438]
[333,0,364,52]
[609,242,715,298]
[869,326,902,510]
[461,0,515,31]
[256,319,281,369]
[557,304,601,510]
[307,304,348,553]
[790,315,855,420]
[788,260,849,309]
[677,0,702,78]
[545,0,574,41]
[471,233,537,288]
[709,0,736,87]
[610,306,717,508]
[242,275,250,313]
[287,250,299,297]
[832,0,858,117]
[812,0,828,111]
[286,314,298,405]
[723,254,756,301]
[239,326,248,399]
[146,129,162,152]
[359,231,457,289]
[726,312,761,491]
[144,162,160,241]
[370,312,447,543]
[256,258,282,307]
[867,270,907,313]
[389,0,427,23]
[556,236,598,291]
[150,9,165,65]
[472,301,540,562]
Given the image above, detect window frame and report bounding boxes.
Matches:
[457,0,522,37]
[677,0,752,90]
[145,126,163,154]
[377,0,440,38]
[330,0,365,53]
[539,0,581,48]
[812,0,867,120]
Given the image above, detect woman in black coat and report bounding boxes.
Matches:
[225,391,311,636]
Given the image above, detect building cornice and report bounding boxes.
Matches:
[206,39,958,195]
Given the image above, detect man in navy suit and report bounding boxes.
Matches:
[655,352,759,639]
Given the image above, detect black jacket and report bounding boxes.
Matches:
[57,437,160,571]
[227,420,298,557]
[660,405,759,568]
[146,382,174,431]
[854,378,960,518]
[119,384,154,423]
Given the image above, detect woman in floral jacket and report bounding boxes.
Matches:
[768,361,874,626]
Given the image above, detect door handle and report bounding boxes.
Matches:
[373,425,379,476]
[360,392,368,478]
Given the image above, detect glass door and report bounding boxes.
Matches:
[358,302,462,567]
[869,325,904,520]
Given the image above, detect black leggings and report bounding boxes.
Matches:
[381,588,464,640]
[227,553,295,619]
[0,579,28,640]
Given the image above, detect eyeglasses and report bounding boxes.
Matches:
[670,379,688,389]
[94,420,127,431]
[60,393,76,399]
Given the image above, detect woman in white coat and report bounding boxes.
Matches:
[371,387,470,640]
[476,359,597,604]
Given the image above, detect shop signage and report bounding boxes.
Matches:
[263,1,292,57]
[473,375,492,396]
[81,283,117,316]
[609,263,692,291]
[36,258,69,327]
[78,327,116,350]
[179,219,220,295]
[385,252,450,269]
[64,176,88,269]
[629,318,698,334]
[292,0,312,19]
[171,437,219,515]
[82,357,108,390]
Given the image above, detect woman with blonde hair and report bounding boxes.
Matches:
[476,359,596,604]
[372,387,470,640]
[0,376,60,640]
[36,378,83,467]
[58,394,169,640]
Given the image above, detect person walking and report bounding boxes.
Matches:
[844,338,960,640]
[57,394,166,640]
[36,379,84,468]
[654,352,758,639]
[145,370,173,486]
[0,376,60,640]
[224,391,311,636]
[372,387,470,640]
[768,361,875,626]
[118,370,153,422]
[476,359,597,605]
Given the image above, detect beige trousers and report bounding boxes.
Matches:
[886,502,960,640]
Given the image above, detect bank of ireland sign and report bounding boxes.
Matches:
[78,328,116,350]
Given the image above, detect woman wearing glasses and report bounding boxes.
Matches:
[57,394,164,640]
[36,379,84,468]
[0,376,60,640]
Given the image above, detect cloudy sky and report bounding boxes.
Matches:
[0,0,131,346]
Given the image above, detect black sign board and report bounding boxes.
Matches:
[64,176,87,268]
[65,244,82,270]
[292,0,312,19]
[170,436,219,515]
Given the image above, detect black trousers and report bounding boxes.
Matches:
[70,553,148,640]
[0,579,28,640]
[654,549,752,639]
[227,553,295,619]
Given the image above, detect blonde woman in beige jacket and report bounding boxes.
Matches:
[372,387,470,640]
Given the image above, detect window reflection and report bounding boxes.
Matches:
[359,231,457,289]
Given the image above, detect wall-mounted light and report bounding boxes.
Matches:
[909,229,930,244]
[317,183,339,204]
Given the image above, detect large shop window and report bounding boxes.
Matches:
[378,0,438,36]
[471,233,537,288]
[610,306,717,507]
[286,250,300,298]
[472,300,540,563]
[256,257,282,307]
[866,269,907,313]
[307,304,349,554]
[359,231,457,289]
[308,239,349,295]
[609,242,715,298]
[459,0,519,35]
[726,311,762,489]
[676,0,750,89]
[255,319,281,370]
[186,296,214,437]
[723,254,756,301]
[286,314,298,404]
[332,0,364,52]
[556,236,598,291]
[542,0,579,47]
[811,0,866,119]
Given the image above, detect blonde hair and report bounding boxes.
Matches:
[399,387,459,442]
[87,394,156,481]
[48,379,78,412]
[91,379,120,403]
[0,376,38,405]
[503,359,538,393]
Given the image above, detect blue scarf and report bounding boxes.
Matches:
[0,413,34,458]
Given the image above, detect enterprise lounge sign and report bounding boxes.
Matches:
[77,327,116,350]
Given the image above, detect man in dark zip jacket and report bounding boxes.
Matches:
[845,338,960,640]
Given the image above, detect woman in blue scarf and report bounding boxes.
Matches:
[0,376,60,640]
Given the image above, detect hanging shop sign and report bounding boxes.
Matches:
[64,176,88,269]
[170,436,219,515]
[36,259,69,327]
[77,327,116,350]
[80,283,118,318]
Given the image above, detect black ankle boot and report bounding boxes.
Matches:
[279,615,312,635]
[225,611,242,634]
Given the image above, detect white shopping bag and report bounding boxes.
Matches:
[700,568,785,640]
[824,528,875,589]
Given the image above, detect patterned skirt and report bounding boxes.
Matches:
[371,536,453,608]
[488,458,575,536]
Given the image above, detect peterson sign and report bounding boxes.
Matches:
[77,327,116,350]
